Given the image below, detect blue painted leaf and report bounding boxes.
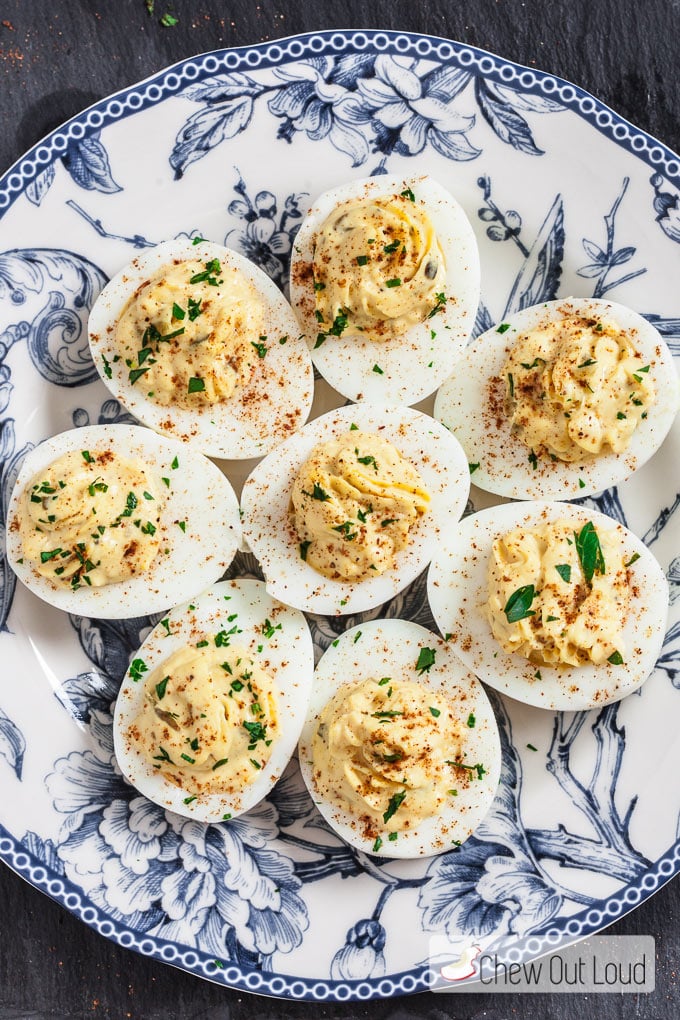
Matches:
[182,72,262,102]
[23,831,64,872]
[0,706,25,780]
[571,486,627,527]
[56,670,120,723]
[422,65,472,102]
[0,248,106,387]
[505,195,564,315]
[656,621,680,687]
[61,135,121,194]
[577,263,608,279]
[641,314,680,354]
[170,97,254,178]
[0,419,32,631]
[25,165,56,207]
[610,246,636,265]
[582,238,607,264]
[475,79,544,155]
[492,84,565,114]
[473,300,495,339]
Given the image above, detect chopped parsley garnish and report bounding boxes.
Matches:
[243,720,268,748]
[385,278,401,288]
[251,339,268,358]
[388,832,398,842]
[607,650,624,665]
[577,358,597,368]
[190,258,222,285]
[448,760,487,780]
[415,647,436,674]
[188,297,203,320]
[574,521,605,584]
[527,743,538,752]
[356,255,369,266]
[496,322,511,334]
[520,358,545,370]
[372,836,383,853]
[383,239,400,254]
[507,372,514,398]
[181,753,195,764]
[555,564,572,583]
[101,354,112,379]
[372,364,384,374]
[262,618,282,639]
[624,552,640,568]
[187,376,205,394]
[469,462,480,474]
[171,456,179,470]
[429,706,441,718]
[172,302,185,320]
[40,548,62,563]
[212,758,229,770]
[400,187,415,202]
[299,540,311,561]
[371,709,404,719]
[81,450,94,463]
[528,450,538,471]
[467,713,476,728]
[155,676,170,700]
[427,292,446,318]
[129,658,148,682]
[381,518,398,528]
[302,482,331,502]
[183,795,196,805]
[314,308,349,348]
[383,789,407,823]
[355,450,378,469]
[503,584,536,623]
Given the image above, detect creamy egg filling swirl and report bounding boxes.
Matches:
[313,192,447,343]
[16,448,160,590]
[290,430,430,581]
[503,314,655,462]
[487,519,628,668]
[115,255,264,408]
[128,642,278,796]
[312,677,478,837]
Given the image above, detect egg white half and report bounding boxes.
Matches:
[289,174,480,406]
[427,500,669,711]
[113,578,314,822]
[298,619,501,859]
[6,424,240,618]
[88,238,314,459]
[434,297,679,499]
[240,403,471,616]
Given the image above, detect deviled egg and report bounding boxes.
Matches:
[427,500,669,711]
[6,424,240,618]
[113,579,314,822]
[88,238,314,459]
[298,619,501,858]
[240,403,470,616]
[289,174,480,406]
[434,297,679,499]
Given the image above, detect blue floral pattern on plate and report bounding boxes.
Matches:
[0,30,678,1001]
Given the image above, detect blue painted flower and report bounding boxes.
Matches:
[330,918,387,980]
[356,57,479,161]
[420,840,562,942]
[268,56,373,167]
[225,186,296,287]
[650,173,680,243]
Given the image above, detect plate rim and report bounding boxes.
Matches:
[1,27,679,1003]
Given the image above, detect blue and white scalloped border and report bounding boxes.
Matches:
[2,820,679,1000]
[1,29,680,215]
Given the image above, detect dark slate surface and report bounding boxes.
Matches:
[1,1,679,1017]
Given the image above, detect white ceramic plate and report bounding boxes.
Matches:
[0,30,679,1001]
